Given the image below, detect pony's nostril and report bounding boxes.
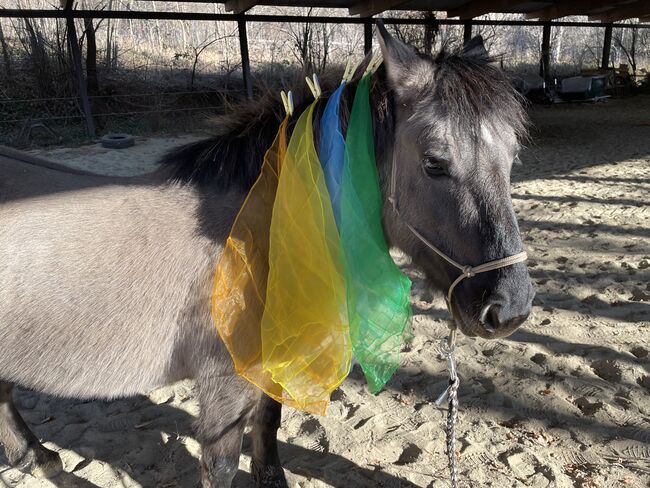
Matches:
[479,304,500,333]
[479,304,491,324]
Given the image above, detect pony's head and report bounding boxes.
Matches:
[376,24,534,339]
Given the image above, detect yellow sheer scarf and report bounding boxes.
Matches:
[212,117,325,414]
[261,101,351,413]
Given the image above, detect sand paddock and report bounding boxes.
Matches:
[1,95,649,488]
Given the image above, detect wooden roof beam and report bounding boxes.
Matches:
[349,0,411,17]
[224,0,257,14]
[589,1,650,22]
[527,0,632,21]
[448,0,530,19]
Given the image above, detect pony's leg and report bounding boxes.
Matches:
[195,373,257,488]
[0,381,62,478]
[250,395,287,488]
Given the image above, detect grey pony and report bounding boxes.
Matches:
[0,25,534,487]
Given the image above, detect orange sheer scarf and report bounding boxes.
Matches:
[212,117,325,413]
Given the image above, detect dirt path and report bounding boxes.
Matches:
[1,96,649,488]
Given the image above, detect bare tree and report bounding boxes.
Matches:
[105,0,118,70]
[0,23,12,80]
[20,16,51,97]
[284,8,333,73]
[83,17,99,95]
[189,29,237,90]
[287,9,314,69]
[614,24,640,76]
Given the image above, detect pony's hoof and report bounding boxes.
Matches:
[15,446,63,479]
[251,460,288,488]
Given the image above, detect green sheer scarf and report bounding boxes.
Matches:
[341,75,412,393]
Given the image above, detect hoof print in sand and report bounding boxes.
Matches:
[590,359,622,383]
[499,449,537,479]
[530,353,548,366]
[636,375,650,392]
[395,443,422,465]
[573,396,604,416]
[630,346,648,359]
[298,418,329,453]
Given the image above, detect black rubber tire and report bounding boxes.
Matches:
[100,133,135,149]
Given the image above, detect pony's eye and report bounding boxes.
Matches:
[422,157,447,177]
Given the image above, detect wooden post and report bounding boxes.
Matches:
[540,22,551,81]
[65,1,95,139]
[423,11,437,53]
[364,21,372,54]
[463,20,472,44]
[237,16,253,100]
[601,23,613,69]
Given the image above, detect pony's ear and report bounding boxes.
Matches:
[462,35,490,62]
[376,19,432,100]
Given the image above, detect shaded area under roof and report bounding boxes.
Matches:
[2,1,649,22]
[134,0,650,21]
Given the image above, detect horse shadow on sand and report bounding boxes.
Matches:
[0,387,421,488]
[2,328,647,488]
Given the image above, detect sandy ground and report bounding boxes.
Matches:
[1,95,649,488]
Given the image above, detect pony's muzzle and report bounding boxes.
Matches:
[477,284,534,338]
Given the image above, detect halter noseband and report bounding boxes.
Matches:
[388,151,528,314]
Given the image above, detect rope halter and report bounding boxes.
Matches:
[388,151,528,314]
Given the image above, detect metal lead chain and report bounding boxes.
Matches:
[435,331,460,488]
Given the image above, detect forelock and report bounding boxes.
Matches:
[425,48,528,141]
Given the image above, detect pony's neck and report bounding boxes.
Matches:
[157,66,395,196]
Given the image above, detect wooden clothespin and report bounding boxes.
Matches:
[280,90,294,116]
[363,52,384,77]
[305,73,322,99]
[342,58,361,84]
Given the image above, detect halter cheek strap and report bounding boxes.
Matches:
[388,151,528,311]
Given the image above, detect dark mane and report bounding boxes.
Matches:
[159,93,285,190]
[431,49,528,140]
[159,42,526,190]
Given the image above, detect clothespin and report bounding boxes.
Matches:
[363,52,383,77]
[305,73,322,99]
[342,58,361,84]
[280,90,294,116]
[342,59,351,85]
[280,90,290,115]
